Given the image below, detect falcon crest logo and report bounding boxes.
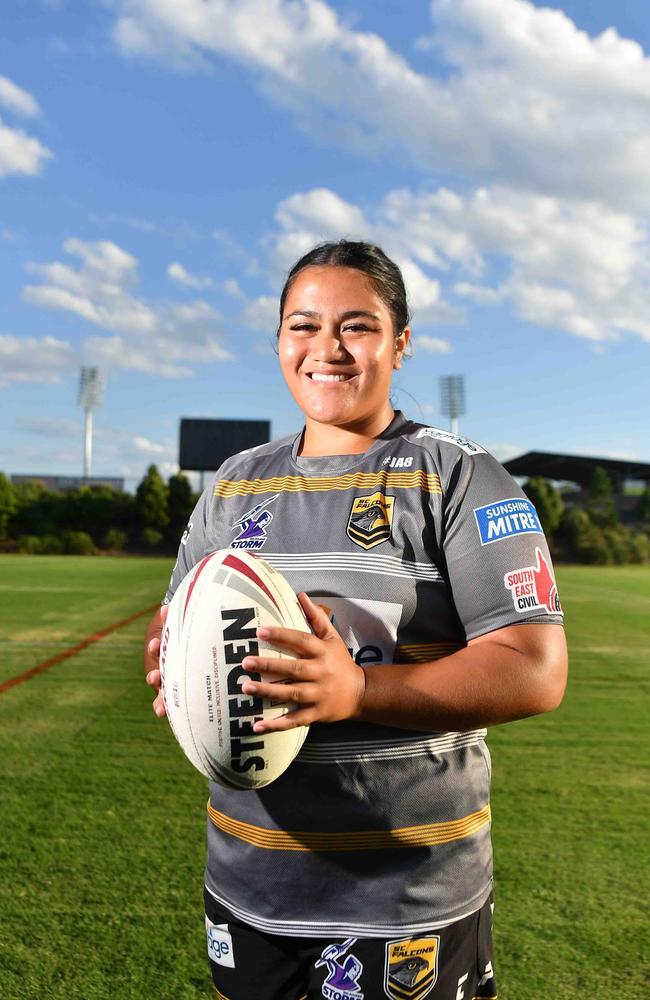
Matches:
[347,492,394,550]
[384,936,440,1000]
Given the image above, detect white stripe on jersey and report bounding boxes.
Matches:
[262,551,443,582]
[204,882,489,938]
[297,730,487,763]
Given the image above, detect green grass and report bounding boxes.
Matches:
[0,556,648,998]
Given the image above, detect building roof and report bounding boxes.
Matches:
[503,451,650,489]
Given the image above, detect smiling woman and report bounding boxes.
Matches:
[143,240,567,1000]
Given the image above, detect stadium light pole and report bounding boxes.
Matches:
[439,375,466,435]
[77,367,105,480]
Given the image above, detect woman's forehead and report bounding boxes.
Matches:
[283,266,384,313]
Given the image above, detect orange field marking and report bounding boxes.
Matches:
[0,603,160,695]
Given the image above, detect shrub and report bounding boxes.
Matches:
[39,534,65,555]
[18,535,43,554]
[103,528,128,552]
[140,527,164,550]
[62,530,95,555]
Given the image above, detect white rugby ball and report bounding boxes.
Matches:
[160,548,311,790]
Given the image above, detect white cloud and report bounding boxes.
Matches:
[415,336,453,354]
[14,416,78,438]
[133,435,166,454]
[111,0,650,212]
[268,183,650,345]
[24,238,234,375]
[168,261,214,288]
[241,295,279,333]
[0,76,40,117]
[0,334,75,387]
[224,277,245,299]
[0,119,52,178]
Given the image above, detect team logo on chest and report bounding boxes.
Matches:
[347,491,394,550]
[384,937,440,1000]
[230,494,279,550]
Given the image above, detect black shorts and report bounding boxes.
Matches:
[204,887,497,1000]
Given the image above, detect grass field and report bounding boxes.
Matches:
[0,555,648,999]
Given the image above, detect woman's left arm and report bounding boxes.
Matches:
[241,593,568,734]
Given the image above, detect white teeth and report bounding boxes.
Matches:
[309,373,350,382]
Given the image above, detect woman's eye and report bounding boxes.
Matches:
[343,324,371,333]
[289,323,318,333]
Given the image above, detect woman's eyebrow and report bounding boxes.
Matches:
[284,309,380,320]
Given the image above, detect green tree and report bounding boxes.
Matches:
[556,508,610,564]
[136,465,169,544]
[166,472,193,546]
[0,473,17,541]
[522,477,564,538]
[587,466,618,528]
[636,487,650,529]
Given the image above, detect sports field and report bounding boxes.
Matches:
[0,555,647,999]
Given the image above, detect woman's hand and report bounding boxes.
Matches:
[240,592,366,733]
[144,603,168,718]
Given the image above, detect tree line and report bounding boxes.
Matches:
[524,467,650,565]
[0,463,648,563]
[0,465,195,555]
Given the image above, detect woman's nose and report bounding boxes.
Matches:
[310,327,348,361]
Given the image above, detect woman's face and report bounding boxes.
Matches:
[278,266,409,432]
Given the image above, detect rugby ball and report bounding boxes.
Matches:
[160,549,311,790]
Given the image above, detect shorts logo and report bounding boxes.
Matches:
[205,917,235,968]
[474,497,542,545]
[230,494,279,550]
[347,492,394,550]
[384,937,440,1000]
[504,547,562,615]
[315,937,364,1000]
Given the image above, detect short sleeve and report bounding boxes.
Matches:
[162,484,213,604]
[439,450,564,640]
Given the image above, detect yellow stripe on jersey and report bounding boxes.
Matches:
[207,803,490,851]
[395,642,464,663]
[214,988,233,1000]
[214,469,442,498]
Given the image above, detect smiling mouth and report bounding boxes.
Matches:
[307,373,354,382]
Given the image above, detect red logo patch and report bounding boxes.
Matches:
[504,548,562,615]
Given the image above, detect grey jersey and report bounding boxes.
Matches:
[165,412,563,938]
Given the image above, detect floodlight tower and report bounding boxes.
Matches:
[77,367,105,480]
[439,374,466,435]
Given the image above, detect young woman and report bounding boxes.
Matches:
[144,241,567,1000]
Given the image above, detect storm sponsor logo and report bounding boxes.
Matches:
[474,497,542,545]
[315,938,364,1000]
[384,936,440,1000]
[504,547,562,615]
[230,494,279,550]
[347,492,394,550]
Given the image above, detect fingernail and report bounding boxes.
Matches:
[146,671,153,685]
[253,721,266,733]
[256,627,271,639]
[154,703,165,717]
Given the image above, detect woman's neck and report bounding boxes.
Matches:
[299,408,396,457]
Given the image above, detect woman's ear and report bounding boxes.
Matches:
[394,327,411,370]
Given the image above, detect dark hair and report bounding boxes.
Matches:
[278,240,411,337]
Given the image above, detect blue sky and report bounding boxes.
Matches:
[1,0,649,488]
